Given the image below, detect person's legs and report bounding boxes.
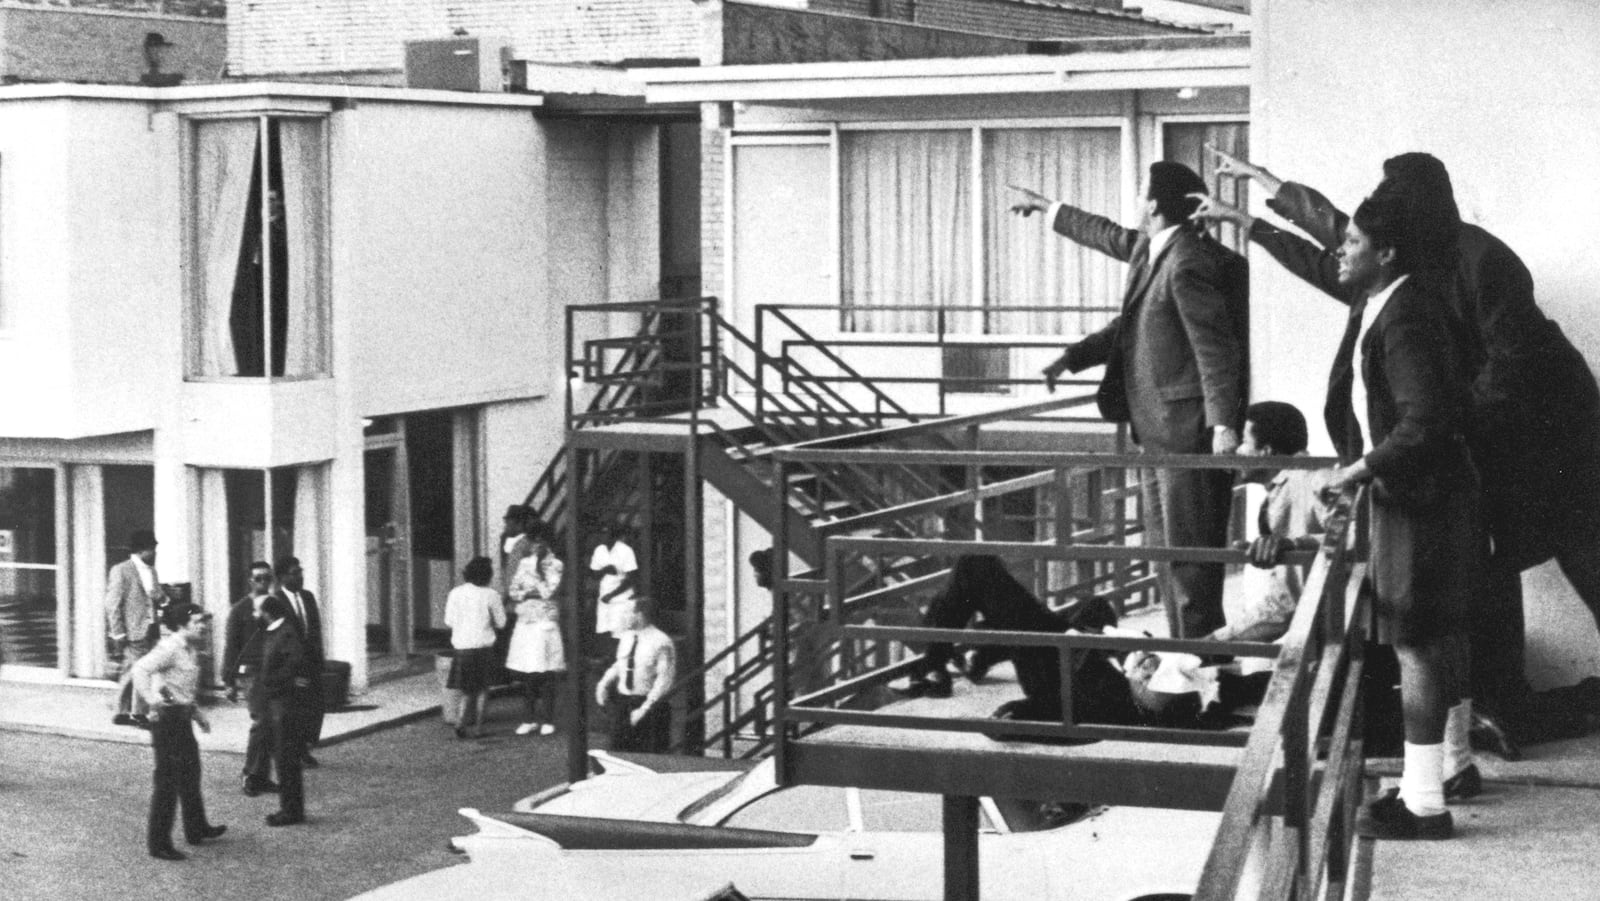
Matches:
[1359,637,1457,840]
[242,682,276,791]
[1158,466,1233,637]
[1469,556,1527,706]
[117,636,155,719]
[471,690,489,735]
[147,716,180,855]
[268,699,305,824]
[172,715,213,841]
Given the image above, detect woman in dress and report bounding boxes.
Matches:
[505,519,566,736]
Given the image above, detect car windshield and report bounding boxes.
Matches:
[992,798,1094,833]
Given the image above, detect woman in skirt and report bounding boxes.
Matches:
[506,520,566,736]
[445,556,506,739]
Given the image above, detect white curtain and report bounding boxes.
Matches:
[1163,121,1251,253]
[278,118,329,377]
[293,465,325,598]
[196,469,232,633]
[984,128,1122,337]
[841,130,972,334]
[191,119,259,377]
[69,466,106,679]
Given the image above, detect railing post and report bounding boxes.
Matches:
[565,446,590,784]
[772,456,792,784]
[943,795,980,901]
[755,304,766,426]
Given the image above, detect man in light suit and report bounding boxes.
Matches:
[274,556,325,768]
[106,529,169,725]
[1012,161,1249,636]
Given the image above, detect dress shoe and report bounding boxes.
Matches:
[538,723,556,736]
[266,812,306,827]
[242,777,280,797]
[301,752,320,768]
[187,825,227,844]
[514,722,539,736]
[1469,709,1524,761]
[112,714,136,727]
[1355,789,1453,840]
[149,847,187,861]
[1444,764,1482,801]
[131,714,151,730]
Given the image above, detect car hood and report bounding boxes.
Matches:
[523,770,739,824]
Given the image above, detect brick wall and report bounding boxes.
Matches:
[724,2,1029,64]
[806,0,1200,39]
[5,0,224,18]
[0,6,226,83]
[229,0,700,77]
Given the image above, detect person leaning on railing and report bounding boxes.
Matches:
[1192,186,1485,841]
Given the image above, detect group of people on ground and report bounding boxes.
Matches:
[1002,149,1600,842]
[442,507,676,753]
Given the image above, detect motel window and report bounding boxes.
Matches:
[185,116,329,379]
[836,120,1248,335]
[0,466,59,670]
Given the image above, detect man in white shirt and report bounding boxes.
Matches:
[588,526,638,653]
[595,595,676,752]
[106,530,169,726]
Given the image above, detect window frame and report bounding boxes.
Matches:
[0,461,69,679]
[180,109,333,383]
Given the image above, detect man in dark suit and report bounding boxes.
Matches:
[1012,162,1249,636]
[106,529,169,725]
[223,561,278,796]
[252,595,313,827]
[275,556,325,768]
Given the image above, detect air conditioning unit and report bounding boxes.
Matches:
[403,35,512,92]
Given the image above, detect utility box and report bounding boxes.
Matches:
[402,35,511,92]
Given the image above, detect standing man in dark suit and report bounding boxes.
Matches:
[106,529,169,726]
[275,556,324,768]
[253,595,313,827]
[223,561,278,796]
[1011,162,1249,636]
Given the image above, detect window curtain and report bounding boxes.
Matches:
[293,465,326,598]
[1163,121,1251,252]
[69,466,106,679]
[277,118,329,377]
[841,130,972,334]
[984,127,1122,337]
[196,469,232,634]
[191,120,260,377]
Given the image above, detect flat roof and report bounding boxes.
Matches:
[633,40,1248,103]
[0,81,543,108]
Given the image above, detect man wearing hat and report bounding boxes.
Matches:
[1011,162,1249,637]
[106,529,169,726]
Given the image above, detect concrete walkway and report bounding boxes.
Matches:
[0,670,445,753]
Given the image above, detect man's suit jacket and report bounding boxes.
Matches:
[221,595,266,690]
[275,589,324,666]
[104,559,166,642]
[1054,205,1249,454]
[249,623,310,717]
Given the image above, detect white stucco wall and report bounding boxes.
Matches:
[1253,0,1600,686]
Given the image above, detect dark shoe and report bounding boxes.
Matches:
[301,752,320,768]
[242,778,280,797]
[1356,789,1453,840]
[113,714,136,727]
[1444,764,1482,801]
[1470,709,1524,761]
[265,812,305,827]
[130,714,151,730]
[149,847,187,861]
[453,726,468,740]
[186,824,226,844]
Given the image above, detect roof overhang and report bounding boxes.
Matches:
[0,81,544,109]
[634,42,1248,104]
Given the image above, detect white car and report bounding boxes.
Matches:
[350,751,1220,901]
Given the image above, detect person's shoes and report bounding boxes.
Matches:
[149,847,187,861]
[131,714,152,730]
[515,722,539,736]
[453,726,468,740]
[113,714,136,727]
[1355,789,1453,840]
[301,752,319,768]
[187,825,227,844]
[964,650,993,683]
[1470,709,1524,761]
[539,723,556,736]
[242,777,280,797]
[1444,764,1483,801]
[265,812,305,827]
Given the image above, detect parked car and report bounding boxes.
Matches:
[350,750,1220,901]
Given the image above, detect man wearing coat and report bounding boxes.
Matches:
[106,530,169,725]
[252,595,313,827]
[1012,161,1249,636]
[274,556,325,767]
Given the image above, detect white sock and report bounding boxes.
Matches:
[1399,742,1447,816]
[1444,700,1474,778]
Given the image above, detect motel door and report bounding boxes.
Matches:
[364,425,413,659]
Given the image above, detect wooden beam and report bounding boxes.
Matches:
[943,796,980,901]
